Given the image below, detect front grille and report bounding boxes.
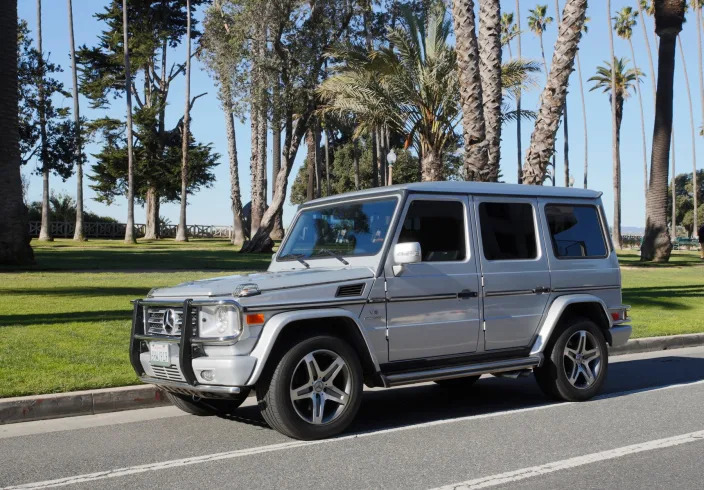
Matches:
[336,283,365,297]
[145,307,197,336]
[151,364,186,382]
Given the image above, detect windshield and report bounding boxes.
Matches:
[278,198,398,261]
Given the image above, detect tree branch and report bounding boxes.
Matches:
[131,83,144,109]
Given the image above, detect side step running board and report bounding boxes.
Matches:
[381,355,543,387]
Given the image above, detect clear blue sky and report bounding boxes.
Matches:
[19,0,704,231]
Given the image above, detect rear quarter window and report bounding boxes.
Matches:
[545,204,607,258]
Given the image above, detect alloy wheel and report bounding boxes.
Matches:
[563,330,602,389]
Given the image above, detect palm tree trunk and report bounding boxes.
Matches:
[696,4,704,239]
[522,0,587,185]
[641,20,681,262]
[0,0,34,264]
[628,38,649,211]
[175,0,191,243]
[122,0,136,243]
[377,127,386,186]
[353,139,360,190]
[637,2,657,105]
[677,36,697,240]
[554,0,570,187]
[607,0,619,248]
[452,0,489,180]
[324,128,331,195]
[515,0,523,184]
[613,94,623,249]
[36,0,52,242]
[306,128,315,201]
[538,32,556,186]
[576,52,588,188]
[370,129,379,187]
[270,99,284,240]
[314,123,321,197]
[222,82,245,246]
[144,188,159,239]
[67,0,84,241]
[421,145,443,182]
[671,131,676,238]
[478,0,502,181]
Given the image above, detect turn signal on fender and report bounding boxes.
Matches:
[246,313,265,325]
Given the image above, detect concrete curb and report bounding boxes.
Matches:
[609,333,704,356]
[0,385,168,425]
[2,333,704,425]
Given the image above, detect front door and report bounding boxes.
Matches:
[473,197,551,351]
[385,195,481,361]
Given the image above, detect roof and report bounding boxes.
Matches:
[302,181,602,207]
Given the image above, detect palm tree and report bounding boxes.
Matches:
[501,9,522,182]
[614,6,649,208]
[67,0,84,241]
[606,0,619,247]
[175,0,191,242]
[677,34,698,241]
[522,0,587,185]
[319,6,461,181]
[478,0,502,180]
[36,0,52,241]
[638,1,658,103]
[122,0,136,243]
[589,58,643,249]
[576,17,590,188]
[553,0,571,187]
[527,5,556,185]
[641,0,686,262]
[694,0,704,239]
[451,0,489,180]
[0,0,35,265]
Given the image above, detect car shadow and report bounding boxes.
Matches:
[223,355,704,435]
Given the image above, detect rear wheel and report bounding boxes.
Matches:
[534,318,608,402]
[165,390,250,416]
[434,375,480,389]
[256,335,363,440]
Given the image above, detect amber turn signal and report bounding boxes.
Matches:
[246,313,265,325]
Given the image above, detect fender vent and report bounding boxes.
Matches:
[336,283,365,298]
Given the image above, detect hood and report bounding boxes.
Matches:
[149,267,375,298]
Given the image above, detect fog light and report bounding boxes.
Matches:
[201,370,214,382]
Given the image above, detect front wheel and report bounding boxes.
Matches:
[256,335,363,440]
[534,318,608,402]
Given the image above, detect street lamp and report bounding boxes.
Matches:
[386,149,397,185]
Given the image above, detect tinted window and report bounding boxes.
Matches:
[279,198,397,260]
[398,200,466,261]
[479,202,537,260]
[546,204,607,258]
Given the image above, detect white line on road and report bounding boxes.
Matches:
[430,429,704,490]
[4,379,704,489]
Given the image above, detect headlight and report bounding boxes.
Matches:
[198,305,241,338]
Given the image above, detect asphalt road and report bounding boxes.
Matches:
[2,346,704,490]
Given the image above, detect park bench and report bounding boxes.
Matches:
[672,237,699,250]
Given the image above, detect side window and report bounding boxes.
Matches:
[398,200,466,262]
[546,204,607,258]
[479,202,537,260]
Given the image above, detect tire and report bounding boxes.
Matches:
[256,335,363,440]
[165,390,250,416]
[434,375,480,389]
[534,317,608,402]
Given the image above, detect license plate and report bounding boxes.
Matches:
[150,343,171,367]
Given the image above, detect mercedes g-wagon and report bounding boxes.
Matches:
[130,182,631,440]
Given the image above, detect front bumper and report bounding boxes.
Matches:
[130,298,254,399]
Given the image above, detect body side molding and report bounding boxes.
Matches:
[530,294,613,356]
[245,308,379,385]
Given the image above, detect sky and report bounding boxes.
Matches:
[18,0,704,232]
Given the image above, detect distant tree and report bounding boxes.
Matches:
[175,0,192,242]
[1,1,34,265]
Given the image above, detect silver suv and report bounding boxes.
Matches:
[130,182,631,440]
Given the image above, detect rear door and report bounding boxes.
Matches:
[385,194,481,361]
[474,197,551,351]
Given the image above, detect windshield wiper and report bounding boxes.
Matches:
[313,248,349,265]
[279,253,310,268]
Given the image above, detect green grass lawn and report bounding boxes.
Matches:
[0,240,702,398]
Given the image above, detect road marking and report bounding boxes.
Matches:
[430,429,704,490]
[4,378,704,489]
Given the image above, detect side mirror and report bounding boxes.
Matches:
[392,242,421,276]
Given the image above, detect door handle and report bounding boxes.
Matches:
[457,289,478,299]
[532,286,551,294]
